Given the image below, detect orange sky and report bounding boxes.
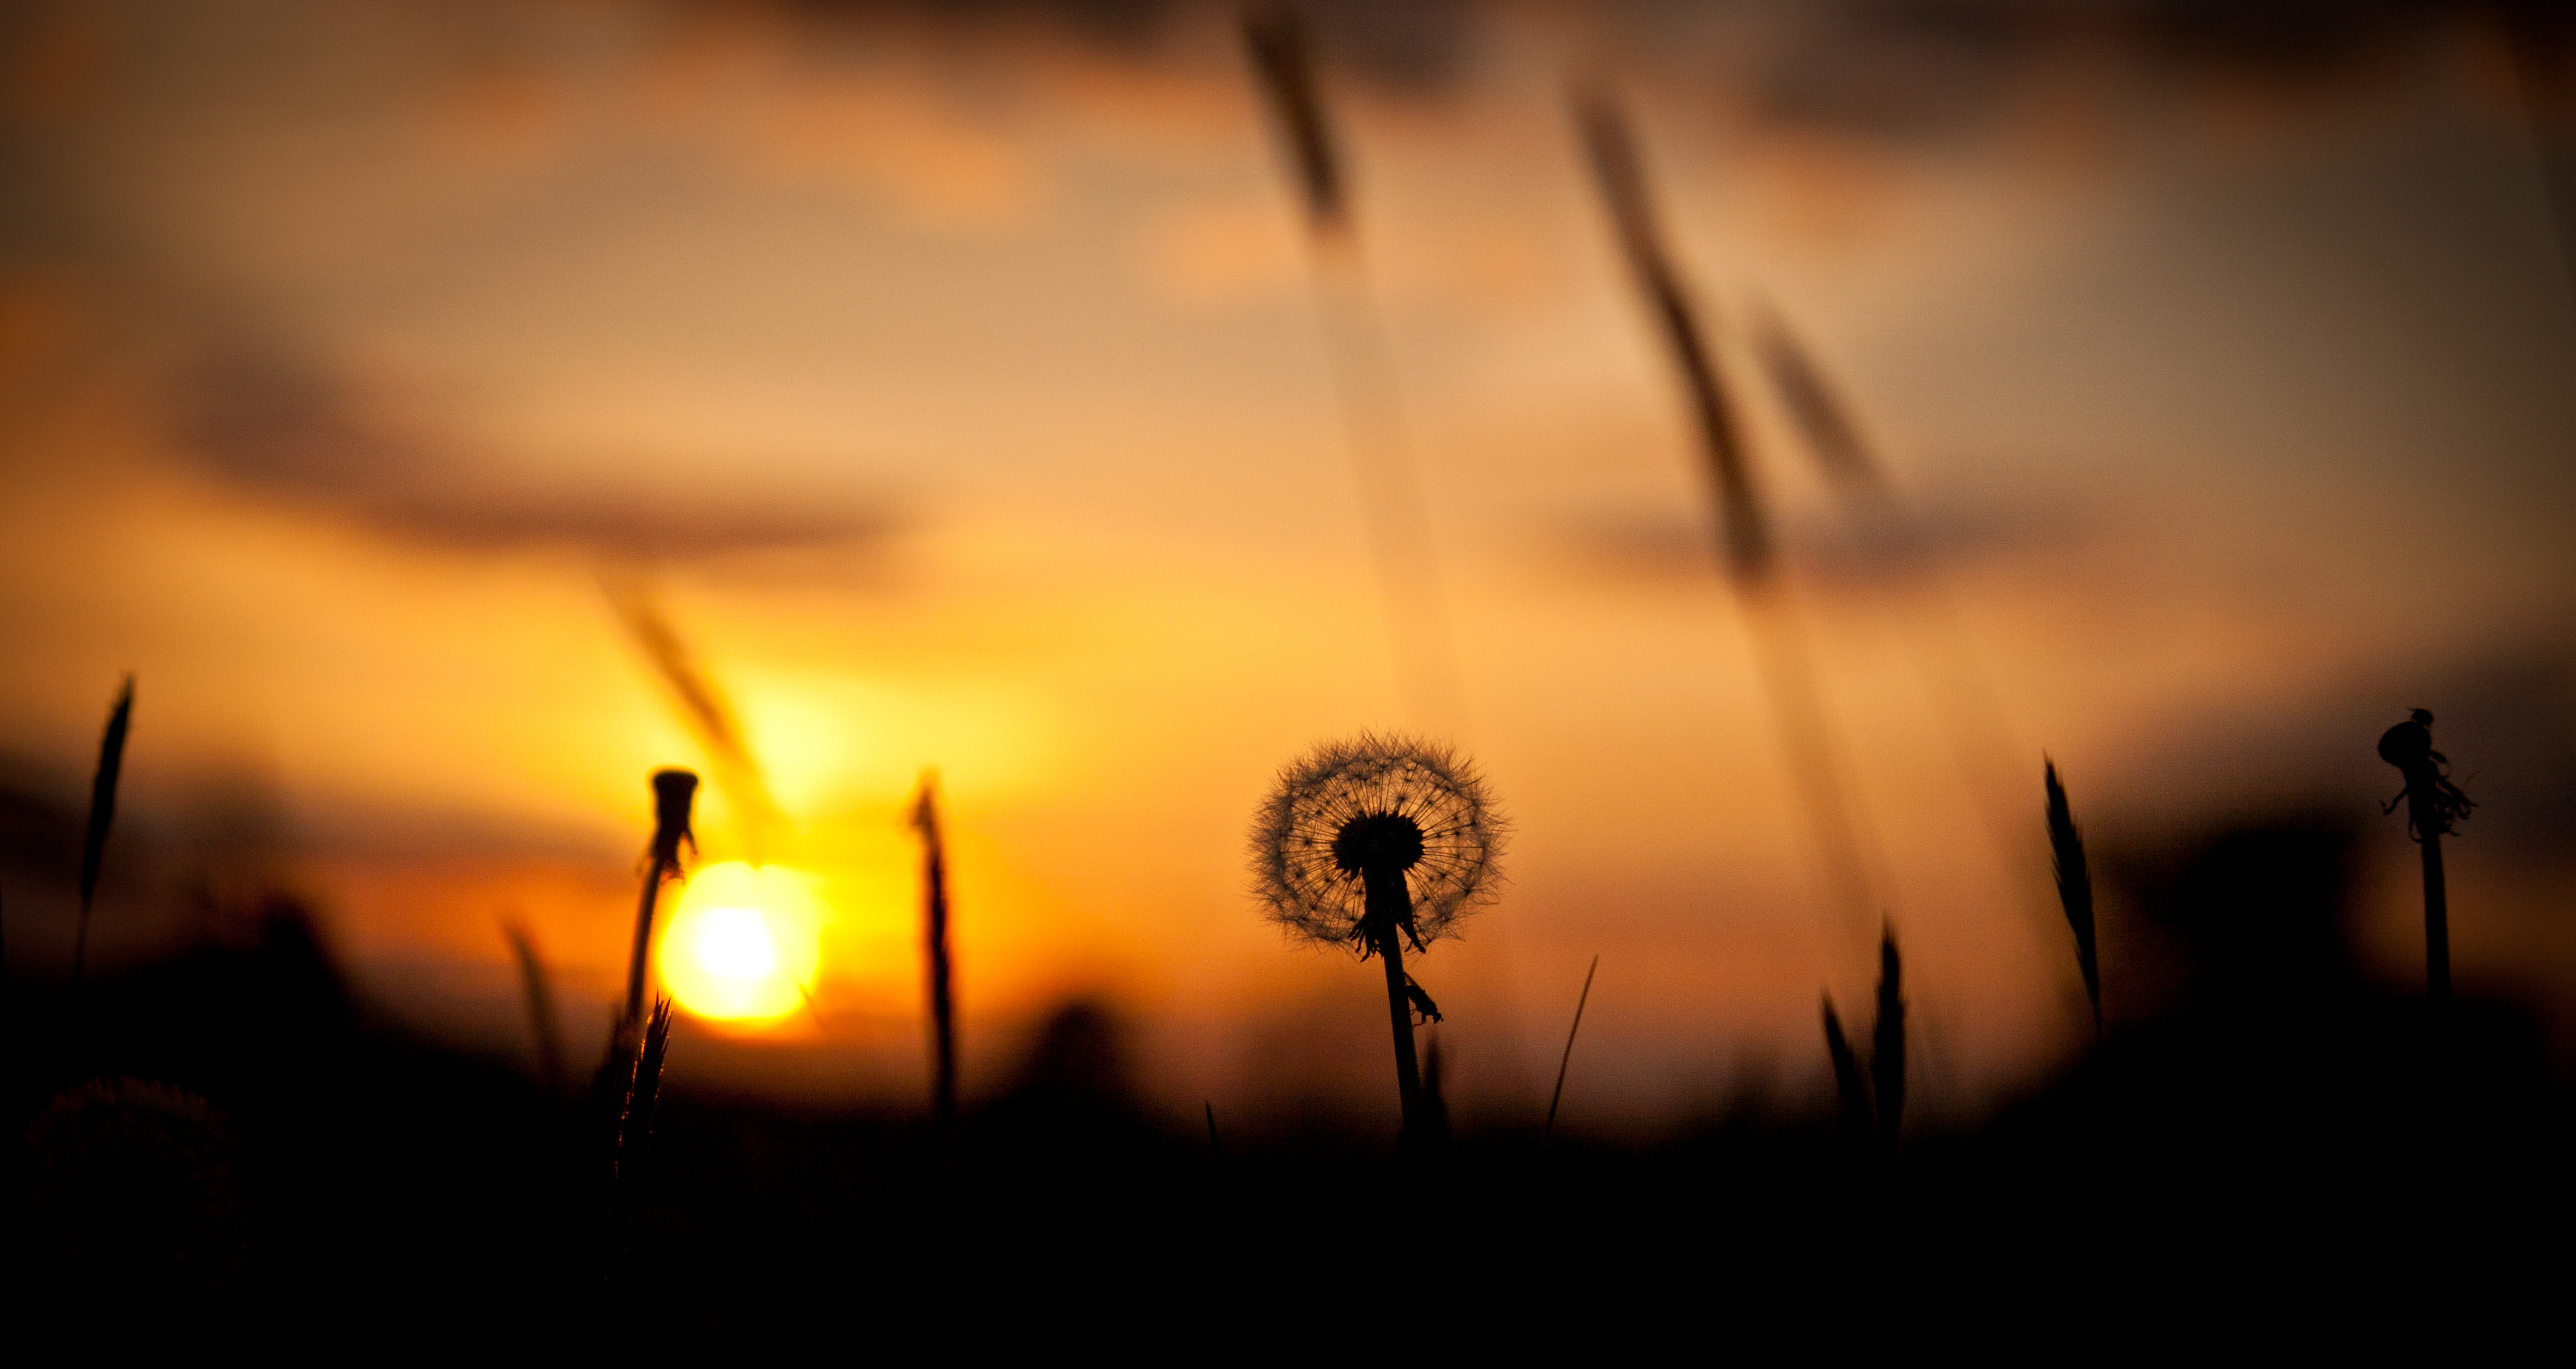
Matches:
[2,1,2572,1130]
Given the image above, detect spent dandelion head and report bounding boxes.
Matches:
[2378,709,2474,839]
[1250,733,1503,957]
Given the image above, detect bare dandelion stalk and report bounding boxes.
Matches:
[71,675,134,994]
[2044,759,2102,1030]
[1253,734,1504,1150]
[598,770,697,1137]
[1243,8,1468,731]
[2379,709,2474,1004]
[910,772,958,1136]
[1572,88,1884,943]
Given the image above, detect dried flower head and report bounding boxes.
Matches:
[1251,733,1504,953]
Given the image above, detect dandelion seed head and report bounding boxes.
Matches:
[1250,733,1504,952]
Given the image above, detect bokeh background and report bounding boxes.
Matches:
[3,0,2571,1138]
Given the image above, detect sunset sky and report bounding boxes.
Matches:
[3,0,2571,1132]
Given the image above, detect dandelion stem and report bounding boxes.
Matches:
[2379,710,2470,1007]
[2419,825,2449,1004]
[1365,870,1423,1142]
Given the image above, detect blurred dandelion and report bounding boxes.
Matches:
[1251,734,1502,1144]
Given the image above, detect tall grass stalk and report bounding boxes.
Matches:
[1755,302,2036,880]
[1821,994,1870,1150]
[1572,90,1885,946]
[1544,954,1598,1146]
[614,995,675,1226]
[71,675,133,993]
[1242,7,1467,731]
[909,772,958,1135]
[502,919,569,1098]
[605,578,784,857]
[2044,759,2101,1029]
[1873,931,1905,1157]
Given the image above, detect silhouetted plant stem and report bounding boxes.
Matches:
[2044,759,2102,1031]
[71,675,133,995]
[503,920,568,1098]
[613,995,675,1235]
[911,774,958,1137]
[1573,90,1885,944]
[2379,710,2473,1006]
[598,770,696,1141]
[1545,955,1598,1147]
[1242,9,1467,730]
[1204,1101,1221,1161]
[1821,994,1870,1152]
[1873,930,1906,1159]
[1365,868,1424,1141]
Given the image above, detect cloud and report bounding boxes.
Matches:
[174,348,898,562]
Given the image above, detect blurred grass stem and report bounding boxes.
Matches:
[1544,954,1598,1146]
[71,675,133,994]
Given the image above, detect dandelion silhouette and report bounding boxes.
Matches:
[1251,734,1502,1143]
[2379,709,2474,1002]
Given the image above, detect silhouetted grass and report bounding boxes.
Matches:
[1573,88,1884,937]
[501,919,567,1098]
[1874,930,1906,1157]
[910,771,958,1135]
[1545,954,1597,1146]
[615,994,674,1230]
[71,674,133,992]
[2046,759,2102,1028]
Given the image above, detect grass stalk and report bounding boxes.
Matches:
[614,995,675,1228]
[2044,759,2102,1030]
[1544,954,1599,1146]
[1821,994,1870,1150]
[910,773,958,1135]
[71,675,133,993]
[1572,89,1884,943]
[1243,7,1467,730]
[501,919,568,1098]
[1873,930,1906,1158]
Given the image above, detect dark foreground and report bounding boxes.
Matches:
[7,897,2567,1355]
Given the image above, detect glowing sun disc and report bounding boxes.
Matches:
[657,861,822,1022]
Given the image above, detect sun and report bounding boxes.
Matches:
[656,861,822,1023]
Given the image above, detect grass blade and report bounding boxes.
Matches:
[2044,758,2101,1028]
[1544,954,1598,1146]
[71,675,133,991]
[1821,993,1870,1148]
[1873,930,1905,1157]
[501,918,568,1097]
[911,772,958,1135]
